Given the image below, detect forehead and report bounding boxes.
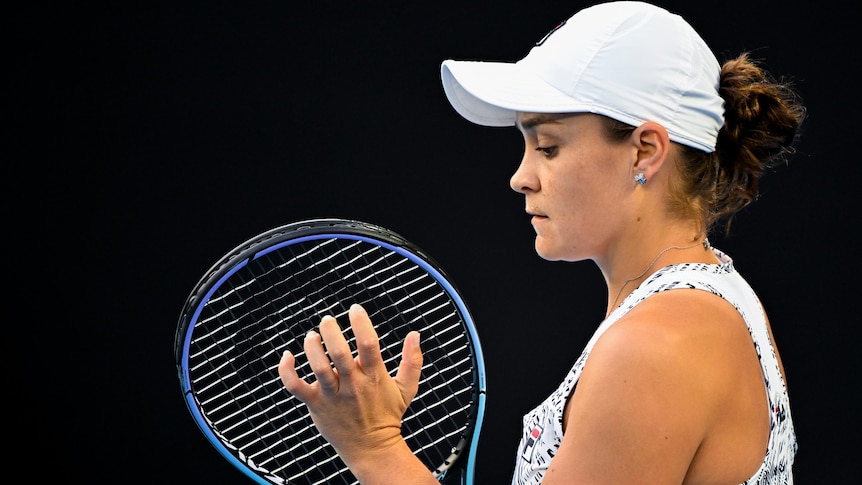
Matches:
[516,112,596,133]
[517,112,566,130]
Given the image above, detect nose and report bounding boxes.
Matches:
[510,152,537,194]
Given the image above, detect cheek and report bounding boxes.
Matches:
[534,180,588,259]
[545,173,594,223]
[542,172,623,259]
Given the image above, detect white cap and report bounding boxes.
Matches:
[441,1,724,152]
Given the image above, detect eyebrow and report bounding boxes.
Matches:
[516,113,564,131]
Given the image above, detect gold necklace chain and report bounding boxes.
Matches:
[606,240,707,318]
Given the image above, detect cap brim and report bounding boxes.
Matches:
[441,59,600,127]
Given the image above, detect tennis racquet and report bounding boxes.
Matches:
[175,218,487,484]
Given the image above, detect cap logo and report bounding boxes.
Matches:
[535,19,566,46]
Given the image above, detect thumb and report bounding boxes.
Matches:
[394,331,423,404]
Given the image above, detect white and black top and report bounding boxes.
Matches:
[511,248,796,485]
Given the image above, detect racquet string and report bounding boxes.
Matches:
[186,236,478,484]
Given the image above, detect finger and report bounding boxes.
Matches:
[278,350,315,402]
[304,329,339,392]
[394,331,423,403]
[348,304,385,372]
[318,314,355,376]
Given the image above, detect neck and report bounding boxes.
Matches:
[604,237,712,318]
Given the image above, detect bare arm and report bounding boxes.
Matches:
[540,290,759,485]
[278,304,438,485]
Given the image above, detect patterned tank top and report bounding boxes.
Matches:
[511,248,796,484]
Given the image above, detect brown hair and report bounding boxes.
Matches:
[601,52,806,236]
[676,52,806,235]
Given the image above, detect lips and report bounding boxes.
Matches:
[526,207,547,218]
[527,209,547,229]
[531,215,547,225]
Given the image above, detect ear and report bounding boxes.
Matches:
[631,121,671,184]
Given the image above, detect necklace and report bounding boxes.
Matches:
[606,239,707,318]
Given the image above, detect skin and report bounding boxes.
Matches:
[279,305,434,485]
[279,112,787,484]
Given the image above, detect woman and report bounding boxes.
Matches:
[279,2,805,483]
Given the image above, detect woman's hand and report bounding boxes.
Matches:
[278,303,424,471]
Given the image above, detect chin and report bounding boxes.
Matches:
[534,238,583,262]
[534,240,563,261]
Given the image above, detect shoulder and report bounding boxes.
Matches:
[546,289,755,483]
[575,287,760,440]
[591,288,749,395]
[548,289,766,484]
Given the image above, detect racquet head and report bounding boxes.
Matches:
[174,218,486,484]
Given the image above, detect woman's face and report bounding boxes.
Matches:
[511,113,635,262]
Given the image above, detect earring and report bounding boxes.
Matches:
[634,172,646,185]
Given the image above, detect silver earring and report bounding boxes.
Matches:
[634,172,646,185]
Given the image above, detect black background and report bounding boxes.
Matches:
[17,1,858,483]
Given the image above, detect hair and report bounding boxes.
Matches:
[601,52,806,236]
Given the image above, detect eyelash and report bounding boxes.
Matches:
[535,146,557,157]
